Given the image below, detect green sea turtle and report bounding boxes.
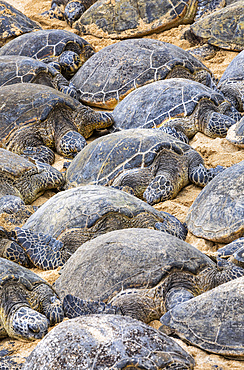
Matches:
[160,276,244,357]
[0,258,63,341]
[73,0,225,39]
[0,83,113,164]
[65,129,225,206]
[0,148,64,205]
[218,49,244,112]
[70,38,217,110]
[57,228,244,324]
[226,117,244,148]
[0,226,65,270]
[0,55,76,97]
[0,1,42,47]
[184,1,244,59]
[22,185,188,262]
[22,314,195,369]
[0,29,94,79]
[111,78,241,141]
[186,160,244,243]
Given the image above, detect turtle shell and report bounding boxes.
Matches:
[189,1,244,51]
[22,185,187,242]
[0,257,49,289]
[0,55,61,88]
[73,0,197,39]
[186,160,244,243]
[0,148,36,178]
[0,83,80,145]
[218,50,244,112]
[0,1,41,46]
[54,228,215,301]
[112,78,227,131]
[64,128,198,189]
[22,314,195,369]
[160,276,244,357]
[70,38,215,109]
[0,29,94,64]
[226,117,244,147]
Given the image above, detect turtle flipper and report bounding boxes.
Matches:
[63,294,121,318]
[57,131,87,158]
[204,112,236,138]
[155,212,188,241]
[189,163,225,187]
[22,145,55,165]
[10,227,66,270]
[160,125,189,143]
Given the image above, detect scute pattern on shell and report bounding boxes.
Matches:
[186,160,244,242]
[22,314,195,369]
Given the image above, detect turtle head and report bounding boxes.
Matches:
[59,50,82,79]
[6,305,49,341]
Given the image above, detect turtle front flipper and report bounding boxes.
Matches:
[22,145,55,165]
[189,163,225,187]
[63,294,121,318]
[10,227,66,270]
[155,212,188,241]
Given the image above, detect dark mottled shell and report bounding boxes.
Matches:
[0,55,59,87]
[70,38,214,109]
[65,128,193,189]
[112,78,226,130]
[186,160,244,242]
[190,1,244,50]
[22,185,185,240]
[0,1,41,46]
[160,276,244,357]
[74,0,197,39]
[0,83,79,143]
[54,228,214,301]
[22,315,195,369]
[0,29,94,63]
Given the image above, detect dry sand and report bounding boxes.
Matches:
[1,0,244,369]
